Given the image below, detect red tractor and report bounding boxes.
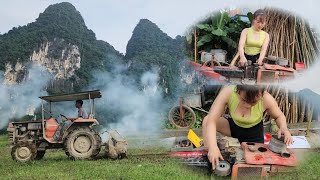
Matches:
[7,90,103,162]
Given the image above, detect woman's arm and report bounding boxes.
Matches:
[238,28,248,66]
[206,86,231,168]
[263,92,293,145]
[257,33,270,65]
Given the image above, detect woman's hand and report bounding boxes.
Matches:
[278,127,293,146]
[257,59,264,66]
[238,57,247,67]
[208,146,224,170]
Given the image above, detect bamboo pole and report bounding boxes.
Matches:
[291,94,295,124]
[264,8,317,68]
[285,89,290,119]
[286,103,291,121]
[291,15,296,68]
[296,95,298,123]
[230,52,239,66]
[302,97,306,122]
[306,106,314,136]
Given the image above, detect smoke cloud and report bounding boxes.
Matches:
[282,59,320,94]
[0,64,50,129]
[91,65,168,137]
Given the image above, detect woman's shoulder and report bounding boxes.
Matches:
[262,91,272,100]
[220,85,235,97]
[223,85,235,91]
[261,30,269,36]
[262,91,276,108]
[217,86,234,105]
[242,28,249,33]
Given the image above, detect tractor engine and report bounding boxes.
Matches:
[7,121,43,146]
[7,121,46,162]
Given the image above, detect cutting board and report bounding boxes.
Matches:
[242,142,298,167]
[263,63,295,72]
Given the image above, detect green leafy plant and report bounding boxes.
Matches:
[196,12,229,47]
[190,110,205,129]
[192,12,252,60]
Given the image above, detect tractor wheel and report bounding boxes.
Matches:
[11,142,37,162]
[64,127,101,160]
[92,133,102,157]
[65,151,70,157]
[169,105,196,128]
[35,150,46,160]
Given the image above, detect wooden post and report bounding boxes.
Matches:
[306,106,313,137]
[230,51,240,66]
[194,29,197,62]
[291,15,296,68]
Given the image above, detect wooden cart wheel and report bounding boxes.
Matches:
[203,59,221,68]
[169,105,196,129]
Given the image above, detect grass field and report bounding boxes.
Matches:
[0,135,213,180]
[1,135,320,180]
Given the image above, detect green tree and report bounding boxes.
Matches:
[125,19,186,98]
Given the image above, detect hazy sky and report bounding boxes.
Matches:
[0,0,318,54]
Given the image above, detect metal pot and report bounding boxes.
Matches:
[265,56,278,64]
[210,49,227,63]
[200,52,213,63]
[277,58,289,66]
[268,135,291,158]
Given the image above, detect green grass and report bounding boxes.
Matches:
[0,135,212,180]
[270,152,320,180]
[1,134,320,180]
[0,135,7,148]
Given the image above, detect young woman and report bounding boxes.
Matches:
[238,9,270,66]
[202,85,293,169]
